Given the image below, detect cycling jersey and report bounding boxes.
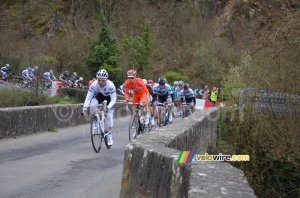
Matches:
[179,88,196,104]
[21,69,34,79]
[153,83,173,103]
[43,72,57,81]
[59,73,69,81]
[123,78,149,103]
[84,80,117,109]
[1,66,10,79]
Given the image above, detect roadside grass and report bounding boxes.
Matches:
[0,89,81,108]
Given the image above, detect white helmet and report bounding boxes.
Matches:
[49,70,53,74]
[28,67,32,72]
[34,66,38,70]
[142,79,147,84]
[174,81,178,86]
[6,64,10,69]
[96,69,108,79]
[79,77,83,81]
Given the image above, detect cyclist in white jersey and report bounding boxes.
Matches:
[82,69,116,146]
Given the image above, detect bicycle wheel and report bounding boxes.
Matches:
[101,116,111,149]
[129,115,139,141]
[91,115,103,153]
[159,110,166,127]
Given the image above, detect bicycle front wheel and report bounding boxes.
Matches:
[129,115,139,141]
[91,115,103,153]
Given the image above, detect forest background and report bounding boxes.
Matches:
[1,0,299,197]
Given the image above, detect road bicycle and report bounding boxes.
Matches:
[157,102,173,127]
[127,102,151,141]
[90,100,111,153]
[182,102,193,118]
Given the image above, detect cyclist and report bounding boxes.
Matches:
[152,77,173,125]
[176,80,184,116]
[123,69,150,125]
[88,78,96,87]
[69,72,78,87]
[178,83,196,117]
[33,66,39,74]
[59,71,70,87]
[21,67,35,85]
[146,84,155,126]
[74,77,86,89]
[43,70,57,88]
[82,69,116,146]
[173,81,179,101]
[0,64,11,81]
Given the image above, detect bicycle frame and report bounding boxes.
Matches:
[127,102,148,140]
[90,100,110,152]
[156,102,171,127]
[182,102,192,118]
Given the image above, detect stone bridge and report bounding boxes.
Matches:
[0,104,255,197]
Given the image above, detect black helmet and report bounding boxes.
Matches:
[158,77,166,85]
[183,83,189,90]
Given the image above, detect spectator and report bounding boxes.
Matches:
[202,85,210,100]
[210,87,218,107]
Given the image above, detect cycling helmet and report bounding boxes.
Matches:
[79,77,83,81]
[173,81,178,86]
[158,77,166,85]
[73,72,77,76]
[64,71,69,75]
[28,67,32,72]
[6,64,10,69]
[178,81,184,86]
[183,83,189,90]
[34,66,38,70]
[127,69,137,77]
[49,70,53,74]
[96,69,109,79]
[142,79,147,84]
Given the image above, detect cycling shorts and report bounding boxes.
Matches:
[132,92,149,105]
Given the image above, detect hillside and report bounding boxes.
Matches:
[1,0,299,90]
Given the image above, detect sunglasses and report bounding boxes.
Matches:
[128,77,134,79]
[179,85,183,86]
[159,83,165,86]
[98,79,106,82]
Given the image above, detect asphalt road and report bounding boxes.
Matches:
[0,116,133,198]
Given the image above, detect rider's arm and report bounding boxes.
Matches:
[124,80,130,100]
[192,97,196,104]
[107,91,117,110]
[83,89,94,108]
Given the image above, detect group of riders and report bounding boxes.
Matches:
[82,69,196,147]
[0,63,85,89]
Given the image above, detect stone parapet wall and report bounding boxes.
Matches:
[0,102,129,139]
[120,108,256,198]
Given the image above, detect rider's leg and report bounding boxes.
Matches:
[167,98,173,122]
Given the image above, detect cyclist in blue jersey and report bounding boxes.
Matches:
[153,77,173,125]
[178,83,196,117]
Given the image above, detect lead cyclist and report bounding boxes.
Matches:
[82,69,117,146]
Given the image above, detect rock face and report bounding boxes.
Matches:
[120,108,256,198]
